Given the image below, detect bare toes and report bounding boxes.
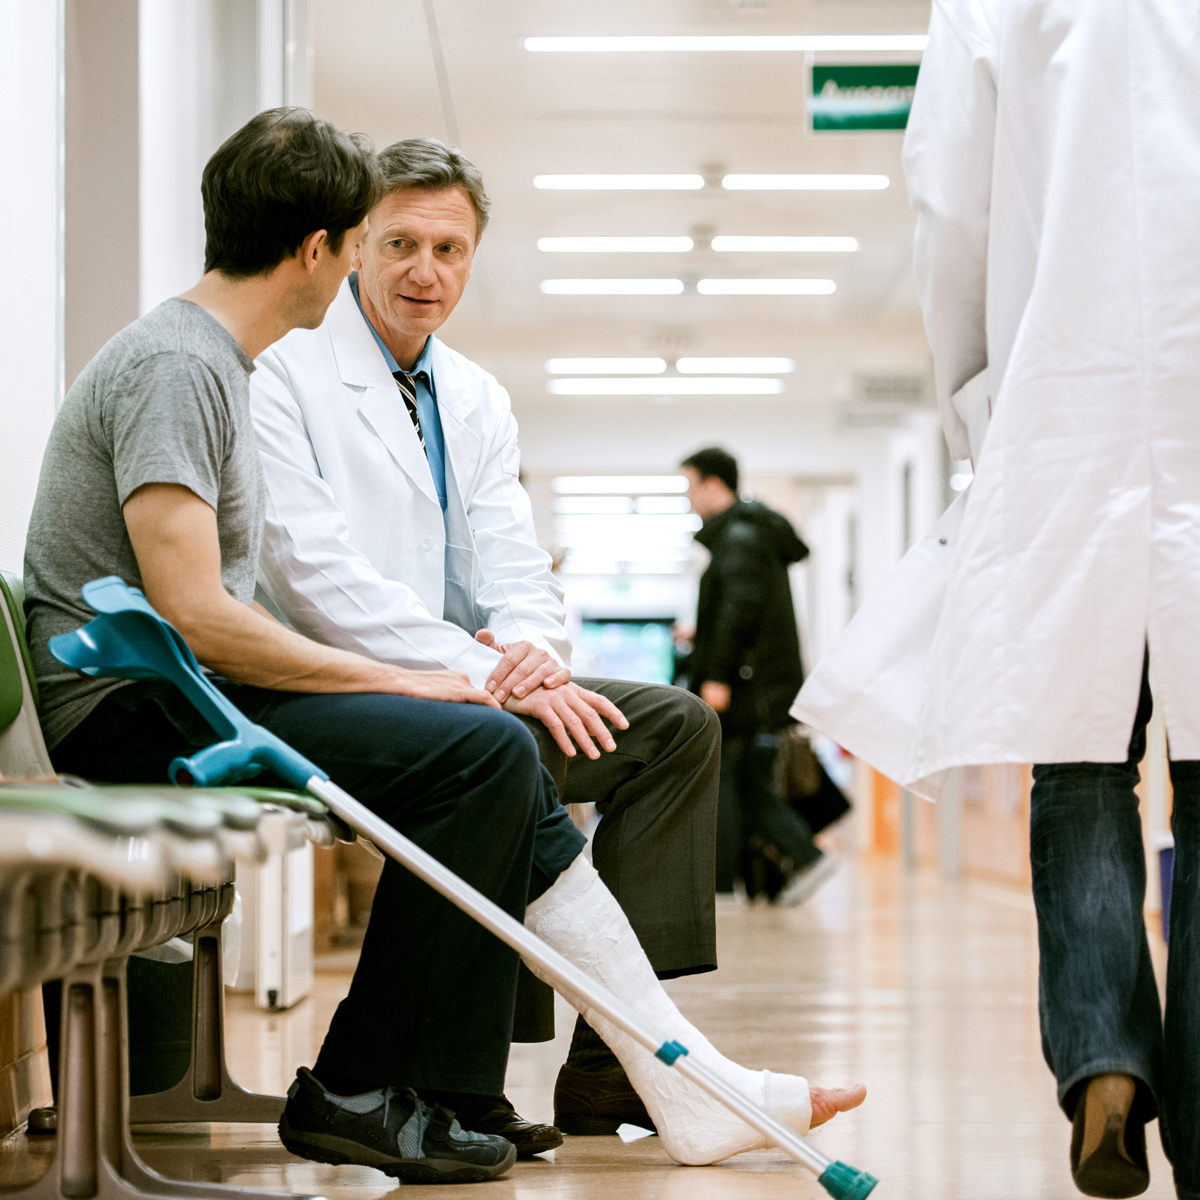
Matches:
[809,1083,867,1128]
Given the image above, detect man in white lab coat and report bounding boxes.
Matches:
[250,138,722,1144]
[794,1,1200,1195]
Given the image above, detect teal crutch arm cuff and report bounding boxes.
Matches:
[48,576,329,790]
[655,1040,689,1065]
[817,1161,879,1199]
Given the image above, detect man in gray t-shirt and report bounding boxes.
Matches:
[18,108,588,1170]
[25,298,264,749]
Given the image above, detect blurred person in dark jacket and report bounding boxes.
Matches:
[681,447,840,906]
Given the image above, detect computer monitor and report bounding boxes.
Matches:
[578,617,677,686]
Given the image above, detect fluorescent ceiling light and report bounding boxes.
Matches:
[534,174,705,190]
[553,496,635,514]
[556,530,696,548]
[723,174,889,191]
[635,496,691,514]
[538,236,694,253]
[541,278,684,295]
[561,560,622,575]
[546,357,666,374]
[697,278,836,295]
[676,357,796,373]
[556,514,702,533]
[554,476,688,494]
[628,562,689,574]
[712,236,858,253]
[549,377,785,395]
[524,35,928,53]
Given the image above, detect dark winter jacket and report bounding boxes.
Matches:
[688,500,809,734]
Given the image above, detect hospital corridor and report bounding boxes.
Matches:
[2,0,1197,1198]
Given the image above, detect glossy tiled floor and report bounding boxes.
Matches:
[1,860,1181,1199]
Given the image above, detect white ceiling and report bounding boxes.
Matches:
[310,0,933,456]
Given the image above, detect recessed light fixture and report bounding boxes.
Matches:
[541,279,685,295]
[538,236,694,253]
[722,174,889,191]
[545,358,667,374]
[554,476,689,494]
[548,377,785,396]
[524,35,928,53]
[635,496,692,514]
[711,236,858,253]
[676,357,796,374]
[553,496,636,515]
[697,278,836,295]
[534,174,705,190]
[556,514,702,534]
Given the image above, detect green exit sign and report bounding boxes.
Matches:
[810,63,920,132]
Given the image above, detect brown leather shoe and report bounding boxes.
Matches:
[418,1091,562,1159]
[553,1064,656,1136]
[1070,1074,1149,1198]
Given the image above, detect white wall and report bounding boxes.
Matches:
[0,0,60,574]
[139,0,297,314]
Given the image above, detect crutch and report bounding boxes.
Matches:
[50,576,878,1200]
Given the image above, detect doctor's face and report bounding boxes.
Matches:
[355,186,478,356]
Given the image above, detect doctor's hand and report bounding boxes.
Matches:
[475,630,571,703]
[503,681,629,760]
[391,667,502,709]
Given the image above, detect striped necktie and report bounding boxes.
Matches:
[393,371,428,457]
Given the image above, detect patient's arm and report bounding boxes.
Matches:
[123,482,499,708]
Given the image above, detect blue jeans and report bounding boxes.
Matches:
[53,680,587,1095]
[1032,661,1200,1197]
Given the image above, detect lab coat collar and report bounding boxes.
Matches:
[347,273,437,395]
[327,281,440,505]
[328,280,397,390]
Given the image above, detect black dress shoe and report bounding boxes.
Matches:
[25,1106,56,1135]
[1070,1074,1150,1198]
[553,1064,656,1136]
[419,1090,563,1159]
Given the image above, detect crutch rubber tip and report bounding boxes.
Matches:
[817,1161,879,1200]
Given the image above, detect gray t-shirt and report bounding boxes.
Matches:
[24,298,264,748]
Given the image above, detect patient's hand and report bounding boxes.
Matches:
[476,630,571,702]
[392,667,501,708]
[503,681,629,759]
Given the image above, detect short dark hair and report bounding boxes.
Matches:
[376,137,492,237]
[681,447,739,494]
[202,108,382,278]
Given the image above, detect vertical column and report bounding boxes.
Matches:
[939,767,963,879]
[0,0,64,572]
[900,787,917,871]
[64,0,140,388]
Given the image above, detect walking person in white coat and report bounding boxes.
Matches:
[794,1,1200,1195]
[247,138,809,1150]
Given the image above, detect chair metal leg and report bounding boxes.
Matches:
[128,920,285,1126]
[12,956,322,1200]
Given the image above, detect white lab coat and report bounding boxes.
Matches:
[794,0,1200,798]
[250,279,570,688]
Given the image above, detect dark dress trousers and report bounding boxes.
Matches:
[510,677,721,1041]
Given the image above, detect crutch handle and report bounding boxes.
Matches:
[49,576,327,789]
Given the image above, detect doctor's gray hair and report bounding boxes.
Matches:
[376,137,491,238]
